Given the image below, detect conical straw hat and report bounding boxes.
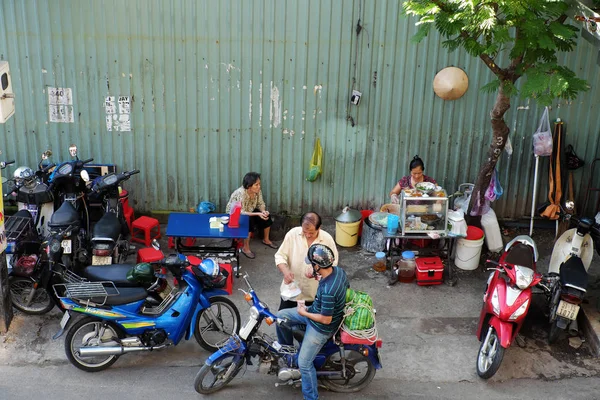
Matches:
[433,67,469,100]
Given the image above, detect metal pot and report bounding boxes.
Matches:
[334,206,362,223]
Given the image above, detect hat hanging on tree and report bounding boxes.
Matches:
[433,67,469,100]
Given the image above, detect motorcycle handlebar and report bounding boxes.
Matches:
[128,169,140,176]
[41,163,56,173]
[80,158,94,165]
[4,160,15,166]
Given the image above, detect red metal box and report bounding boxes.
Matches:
[415,256,444,286]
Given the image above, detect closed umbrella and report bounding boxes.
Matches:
[541,121,564,233]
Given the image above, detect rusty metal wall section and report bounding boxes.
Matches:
[0,0,599,218]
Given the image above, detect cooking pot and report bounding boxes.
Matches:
[334,206,362,223]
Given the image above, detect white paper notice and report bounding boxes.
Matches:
[48,87,74,123]
[105,95,131,132]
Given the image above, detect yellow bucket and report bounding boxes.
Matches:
[335,220,361,247]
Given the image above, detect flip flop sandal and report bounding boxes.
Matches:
[241,249,256,259]
[262,241,278,249]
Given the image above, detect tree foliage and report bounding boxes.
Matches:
[403,0,588,102]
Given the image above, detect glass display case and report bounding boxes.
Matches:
[399,189,449,235]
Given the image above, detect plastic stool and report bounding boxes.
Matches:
[131,216,161,247]
[168,237,195,248]
[137,247,164,263]
[124,208,135,233]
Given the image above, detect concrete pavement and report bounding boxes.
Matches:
[1,216,600,399]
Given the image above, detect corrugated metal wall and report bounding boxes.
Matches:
[0,0,599,218]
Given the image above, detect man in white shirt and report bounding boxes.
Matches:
[275,212,339,310]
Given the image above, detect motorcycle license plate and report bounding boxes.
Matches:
[556,300,580,320]
[61,240,72,254]
[92,255,112,265]
[60,311,71,329]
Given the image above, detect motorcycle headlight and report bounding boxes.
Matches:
[248,306,259,320]
[509,299,529,321]
[491,287,500,315]
[515,266,534,290]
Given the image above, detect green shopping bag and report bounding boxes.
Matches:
[306,138,323,182]
[343,288,374,331]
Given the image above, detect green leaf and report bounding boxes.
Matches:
[412,23,431,43]
[480,80,501,94]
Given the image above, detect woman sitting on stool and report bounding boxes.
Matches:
[226,172,277,259]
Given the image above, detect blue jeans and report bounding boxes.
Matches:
[276,307,331,400]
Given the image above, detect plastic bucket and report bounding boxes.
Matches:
[358,210,374,237]
[455,227,485,270]
[336,220,361,247]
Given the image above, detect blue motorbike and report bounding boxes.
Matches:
[55,253,241,372]
[194,273,382,394]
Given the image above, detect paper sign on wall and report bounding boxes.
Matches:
[48,87,74,123]
[105,96,131,132]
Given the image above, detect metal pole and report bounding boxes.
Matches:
[530,155,540,236]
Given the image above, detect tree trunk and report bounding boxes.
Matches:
[468,86,511,215]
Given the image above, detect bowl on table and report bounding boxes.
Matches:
[415,182,436,195]
[220,216,230,224]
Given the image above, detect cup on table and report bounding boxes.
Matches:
[387,214,399,234]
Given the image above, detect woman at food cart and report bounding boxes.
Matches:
[389,155,437,204]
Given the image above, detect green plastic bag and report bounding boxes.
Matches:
[306,138,322,182]
[343,288,374,331]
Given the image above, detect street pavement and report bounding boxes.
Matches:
[1,217,600,399]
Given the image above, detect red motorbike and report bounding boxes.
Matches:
[475,235,542,379]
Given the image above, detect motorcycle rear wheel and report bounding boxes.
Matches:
[65,317,124,372]
[9,276,54,315]
[476,325,505,379]
[548,320,562,344]
[320,349,376,392]
[194,296,241,352]
[194,354,244,394]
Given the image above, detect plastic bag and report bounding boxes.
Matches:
[504,136,513,156]
[306,138,323,182]
[343,288,374,331]
[485,168,503,202]
[533,107,553,156]
[197,201,216,214]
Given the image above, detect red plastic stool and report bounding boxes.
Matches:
[168,237,196,248]
[124,207,135,233]
[131,216,161,247]
[137,247,164,263]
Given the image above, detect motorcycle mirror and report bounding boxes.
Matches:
[151,239,161,251]
[69,144,78,159]
[80,169,90,183]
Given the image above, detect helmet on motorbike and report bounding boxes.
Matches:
[199,258,219,277]
[307,244,335,269]
[126,262,155,284]
[13,166,34,180]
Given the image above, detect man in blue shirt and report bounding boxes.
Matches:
[276,244,349,400]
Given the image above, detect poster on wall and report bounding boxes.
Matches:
[48,87,74,123]
[105,96,131,132]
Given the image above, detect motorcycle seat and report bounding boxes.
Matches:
[92,213,121,241]
[83,264,139,287]
[48,201,81,229]
[504,243,535,269]
[91,286,148,306]
[560,257,588,291]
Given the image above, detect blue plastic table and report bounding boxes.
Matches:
[166,213,250,277]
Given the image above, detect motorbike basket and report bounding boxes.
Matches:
[192,266,228,289]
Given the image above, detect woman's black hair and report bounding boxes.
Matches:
[409,155,425,171]
[301,212,322,230]
[242,172,261,189]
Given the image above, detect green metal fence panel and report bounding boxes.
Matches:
[0,0,599,218]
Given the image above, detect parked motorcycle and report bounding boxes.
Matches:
[9,226,168,315]
[55,252,241,372]
[545,216,600,343]
[194,273,382,395]
[89,169,139,265]
[475,235,541,379]
[47,156,94,271]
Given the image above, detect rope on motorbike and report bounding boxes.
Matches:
[339,303,378,342]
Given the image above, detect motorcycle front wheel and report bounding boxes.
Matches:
[320,349,376,392]
[9,276,54,315]
[194,296,241,352]
[194,354,245,394]
[65,317,124,372]
[476,325,505,379]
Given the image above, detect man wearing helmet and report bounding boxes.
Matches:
[275,212,338,311]
[276,243,349,400]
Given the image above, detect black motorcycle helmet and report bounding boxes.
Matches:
[307,244,335,270]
